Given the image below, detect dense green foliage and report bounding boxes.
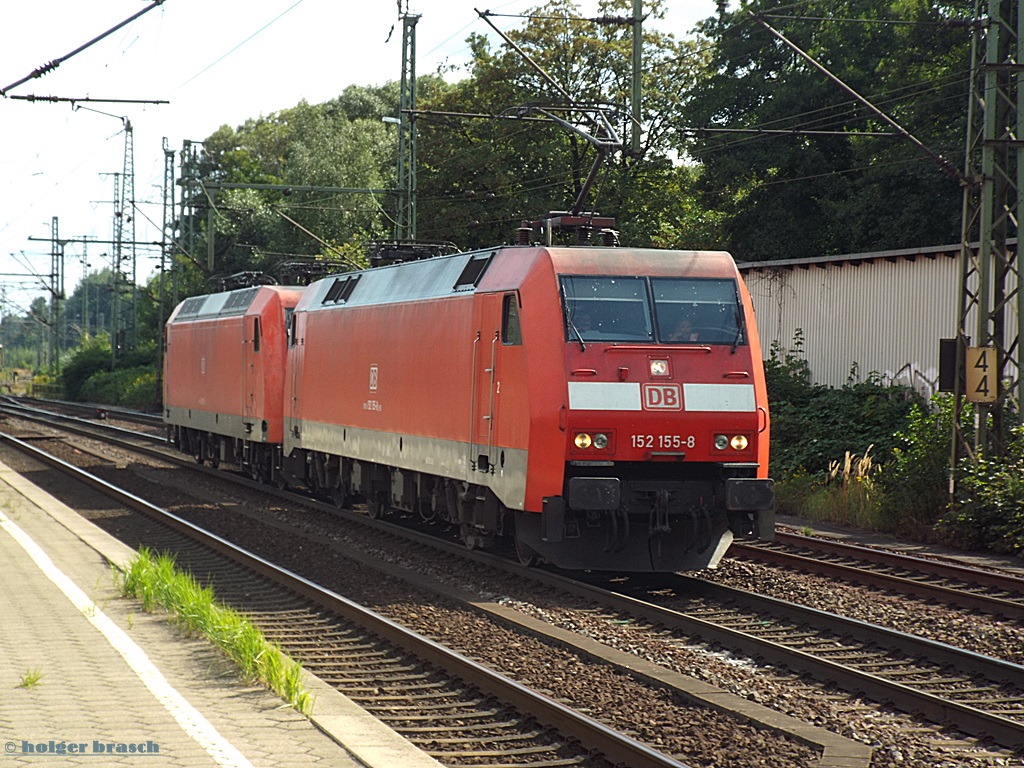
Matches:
[414,0,711,249]
[765,332,922,478]
[941,426,1024,554]
[58,335,158,409]
[685,0,970,260]
[187,83,406,289]
[881,397,959,533]
[768,337,1024,551]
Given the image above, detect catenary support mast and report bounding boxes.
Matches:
[396,5,419,241]
[953,0,1024,471]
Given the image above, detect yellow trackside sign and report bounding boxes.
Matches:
[965,346,998,403]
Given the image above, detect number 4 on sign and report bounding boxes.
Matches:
[965,346,998,403]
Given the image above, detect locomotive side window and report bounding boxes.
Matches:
[284,308,295,347]
[253,318,261,352]
[652,278,744,345]
[560,276,653,342]
[502,293,522,345]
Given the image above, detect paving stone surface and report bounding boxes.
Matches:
[0,461,440,768]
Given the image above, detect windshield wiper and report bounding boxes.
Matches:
[560,284,587,352]
[567,316,587,352]
[731,288,746,355]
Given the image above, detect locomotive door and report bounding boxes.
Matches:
[243,316,258,421]
[287,312,303,427]
[469,293,502,473]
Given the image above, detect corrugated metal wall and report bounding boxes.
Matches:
[741,252,973,395]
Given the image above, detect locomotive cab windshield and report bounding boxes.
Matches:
[561,275,746,345]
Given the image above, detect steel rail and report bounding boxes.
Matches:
[567,573,1024,750]
[3,397,164,429]
[771,529,1024,588]
[0,428,689,768]
[731,533,1024,620]
[10,405,1024,748]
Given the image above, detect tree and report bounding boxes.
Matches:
[684,0,971,261]
[61,268,118,347]
[415,0,705,248]
[182,85,417,289]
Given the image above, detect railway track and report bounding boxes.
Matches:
[584,572,1024,749]
[10,396,163,429]
[6,402,1024,761]
[730,531,1024,620]
[0,427,688,768]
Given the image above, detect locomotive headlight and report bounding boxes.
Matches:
[592,432,609,449]
[715,434,750,451]
[574,433,593,449]
[649,359,669,377]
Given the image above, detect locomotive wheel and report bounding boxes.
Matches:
[514,535,537,567]
[459,523,480,550]
[330,487,349,508]
[366,493,386,519]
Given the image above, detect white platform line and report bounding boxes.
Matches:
[0,510,255,768]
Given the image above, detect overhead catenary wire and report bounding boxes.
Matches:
[691,71,971,159]
[0,0,167,97]
[747,12,965,185]
[176,0,308,90]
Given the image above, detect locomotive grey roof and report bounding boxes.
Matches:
[171,286,262,321]
[304,248,499,310]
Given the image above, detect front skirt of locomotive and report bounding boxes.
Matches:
[518,474,771,572]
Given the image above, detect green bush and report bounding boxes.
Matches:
[78,365,158,410]
[120,369,159,410]
[765,332,923,478]
[59,338,159,409]
[772,467,818,517]
[940,425,1024,554]
[877,395,960,536]
[59,336,113,401]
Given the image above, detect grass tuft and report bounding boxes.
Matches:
[118,547,313,715]
[17,668,43,688]
[800,445,885,529]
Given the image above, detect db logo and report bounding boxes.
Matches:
[369,365,379,391]
[642,383,682,410]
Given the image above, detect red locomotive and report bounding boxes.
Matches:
[164,245,774,572]
[163,284,303,479]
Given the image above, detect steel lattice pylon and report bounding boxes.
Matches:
[111,120,137,362]
[953,0,1024,469]
[396,10,419,241]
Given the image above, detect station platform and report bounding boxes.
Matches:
[0,461,442,768]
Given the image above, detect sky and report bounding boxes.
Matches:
[0,0,718,317]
